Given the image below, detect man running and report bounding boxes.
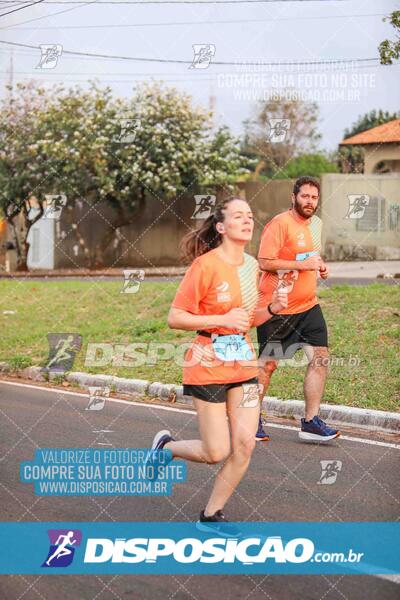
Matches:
[255,176,340,442]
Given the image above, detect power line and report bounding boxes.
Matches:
[0,0,44,17]
[1,62,395,81]
[0,0,351,4]
[0,0,351,3]
[1,60,397,88]
[0,40,381,67]
[3,13,386,29]
[2,61,396,85]
[2,0,103,29]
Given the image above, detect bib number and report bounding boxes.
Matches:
[212,334,254,362]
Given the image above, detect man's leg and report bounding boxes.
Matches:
[255,360,278,440]
[303,345,329,420]
[299,344,339,441]
[256,312,298,441]
[258,359,279,398]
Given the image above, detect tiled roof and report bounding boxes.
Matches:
[340,119,400,145]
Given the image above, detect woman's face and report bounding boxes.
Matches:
[218,199,254,243]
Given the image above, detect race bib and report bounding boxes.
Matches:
[212,334,254,362]
[295,250,318,261]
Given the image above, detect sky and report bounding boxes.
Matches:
[1,0,399,151]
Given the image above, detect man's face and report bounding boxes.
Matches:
[292,184,319,218]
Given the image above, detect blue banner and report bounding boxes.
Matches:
[0,522,398,575]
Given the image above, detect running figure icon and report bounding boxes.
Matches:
[46,336,75,370]
[45,531,77,566]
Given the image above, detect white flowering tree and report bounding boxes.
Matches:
[0,81,248,270]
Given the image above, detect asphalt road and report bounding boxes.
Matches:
[0,380,399,600]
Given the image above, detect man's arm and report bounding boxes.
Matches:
[259,255,324,273]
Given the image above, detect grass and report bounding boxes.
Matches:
[1,280,399,412]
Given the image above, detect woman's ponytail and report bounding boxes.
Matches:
[180,197,238,263]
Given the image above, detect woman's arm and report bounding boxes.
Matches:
[167,307,250,332]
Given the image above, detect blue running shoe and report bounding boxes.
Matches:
[255,415,270,442]
[299,416,340,442]
[196,509,241,538]
[145,430,175,478]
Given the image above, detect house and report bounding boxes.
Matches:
[339,119,400,174]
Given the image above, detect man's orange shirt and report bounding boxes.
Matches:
[258,209,322,315]
[172,248,259,385]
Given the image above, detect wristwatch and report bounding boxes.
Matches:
[267,303,278,316]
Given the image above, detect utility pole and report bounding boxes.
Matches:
[6,49,14,104]
[209,83,216,131]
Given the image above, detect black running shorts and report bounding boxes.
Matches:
[183,377,259,403]
[257,304,328,361]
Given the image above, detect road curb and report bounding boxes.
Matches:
[1,364,398,434]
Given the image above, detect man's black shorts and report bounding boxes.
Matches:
[183,377,258,403]
[257,304,328,361]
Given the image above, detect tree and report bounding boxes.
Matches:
[343,109,399,139]
[379,10,400,65]
[337,146,365,174]
[0,81,52,271]
[0,81,248,270]
[271,153,338,179]
[242,95,321,179]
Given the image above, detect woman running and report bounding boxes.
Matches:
[148,197,287,534]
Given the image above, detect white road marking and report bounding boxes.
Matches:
[92,430,114,433]
[375,574,400,584]
[1,379,399,450]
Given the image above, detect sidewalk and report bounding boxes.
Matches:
[327,261,400,279]
[0,266,187,278]
[1,261,399,279]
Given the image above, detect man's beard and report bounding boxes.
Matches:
[294,198,317,219]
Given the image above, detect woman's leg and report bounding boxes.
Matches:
[204,384,259,516]
[164,398,231,464]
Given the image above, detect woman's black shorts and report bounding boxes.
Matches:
[183,377,259,403]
